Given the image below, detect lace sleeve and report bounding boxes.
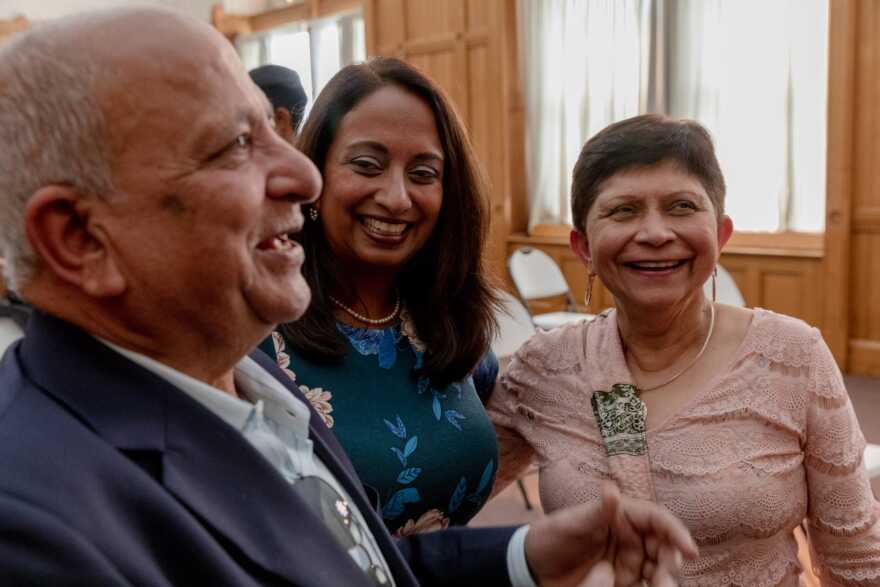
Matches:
[486,360,536,497]
[803,331,880,586]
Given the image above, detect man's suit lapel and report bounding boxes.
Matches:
[251,352,421,587]
[19,312,380,587]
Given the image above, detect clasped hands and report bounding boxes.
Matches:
[524,483,698,587]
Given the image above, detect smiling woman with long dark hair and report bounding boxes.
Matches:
[259,57,501,535]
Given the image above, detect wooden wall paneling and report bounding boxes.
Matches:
[466,0,490,30]
[405,0,464,37]
[762,260,822,327]
[365,0,406,55]
[465,2,508,273]
[317,0,362,17]
[823,0,856,364]
[851,233,880,340]
[847,0,880,374]
[849,339,880,374]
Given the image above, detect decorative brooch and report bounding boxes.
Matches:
[590,383,648,457]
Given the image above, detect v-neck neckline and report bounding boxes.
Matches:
[586,307,762,435]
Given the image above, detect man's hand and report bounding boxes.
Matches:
[524,483,697,587]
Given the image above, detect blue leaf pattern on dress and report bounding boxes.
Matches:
[384,415,406,438]
[475,460,494,495]
[391,447,407,467]
[383,487,421,519]
[403,436,418,457]
[444,409,466,431]
[397,467,422,484]
[265,324,498,530]
[448,477,467,513]
[467,460,495,504]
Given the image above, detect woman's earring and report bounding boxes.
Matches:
[309,206,319,221]
[584,272,596,308]
[711,266,718,303]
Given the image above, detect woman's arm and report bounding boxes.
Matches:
[803,333,880,586]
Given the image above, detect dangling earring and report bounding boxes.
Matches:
[584,272,596,308]
[711,266,718,303]
[308,206,319,221]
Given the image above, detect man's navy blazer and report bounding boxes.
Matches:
[0,311,515,586]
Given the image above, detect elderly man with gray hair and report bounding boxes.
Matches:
[0,7,695,587]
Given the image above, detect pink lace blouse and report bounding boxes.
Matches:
[489,308,880,586]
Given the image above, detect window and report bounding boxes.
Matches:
[235,11,366,115]
[519,0,828,233]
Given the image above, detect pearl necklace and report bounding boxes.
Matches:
[633,302,716,393]
[329,294,401,325]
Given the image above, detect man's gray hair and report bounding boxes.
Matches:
[0,23,114,293]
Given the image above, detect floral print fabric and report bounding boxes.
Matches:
[260,319,499,535]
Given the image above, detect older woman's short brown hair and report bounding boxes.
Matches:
[570,114,726,231]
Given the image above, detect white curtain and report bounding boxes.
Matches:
[519,0,650,228]
[520,0,828,233]
[235,11,366,111]
[667,0,827,232]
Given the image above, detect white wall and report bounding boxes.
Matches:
[0,0,218,23]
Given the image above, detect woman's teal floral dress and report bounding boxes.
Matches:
[258,309,499,536]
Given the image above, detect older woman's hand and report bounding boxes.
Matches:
[525,482,696,587]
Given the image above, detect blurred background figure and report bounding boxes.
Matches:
[249,64,307,143]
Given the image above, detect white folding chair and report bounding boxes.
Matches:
[865,443,880,479]
[491,289,537,359]
[489,289,539,509]
[508,247,592,330]
[704,264,746,307]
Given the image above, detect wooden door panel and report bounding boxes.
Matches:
[405,0,465,38]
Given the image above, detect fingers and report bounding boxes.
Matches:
[647,545,683,587]
[598,482,621,528]
[579,561,615,587]
[619,498,698,560]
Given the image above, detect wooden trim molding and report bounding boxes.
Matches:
[724,232,823,258]
[849,339,880,376]
[823,0,857,366]
[853,208,880,233]
[211,1,361,41]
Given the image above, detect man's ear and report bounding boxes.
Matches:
[274,107,295,144]
[24,186,126,298]
[569,229,593,274]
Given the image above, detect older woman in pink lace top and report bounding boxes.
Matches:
[489,114,880,586]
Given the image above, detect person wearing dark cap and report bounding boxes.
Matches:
[250,64,308,143]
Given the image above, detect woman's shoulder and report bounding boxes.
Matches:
[739,306,823,368]
[508,314,598,377]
